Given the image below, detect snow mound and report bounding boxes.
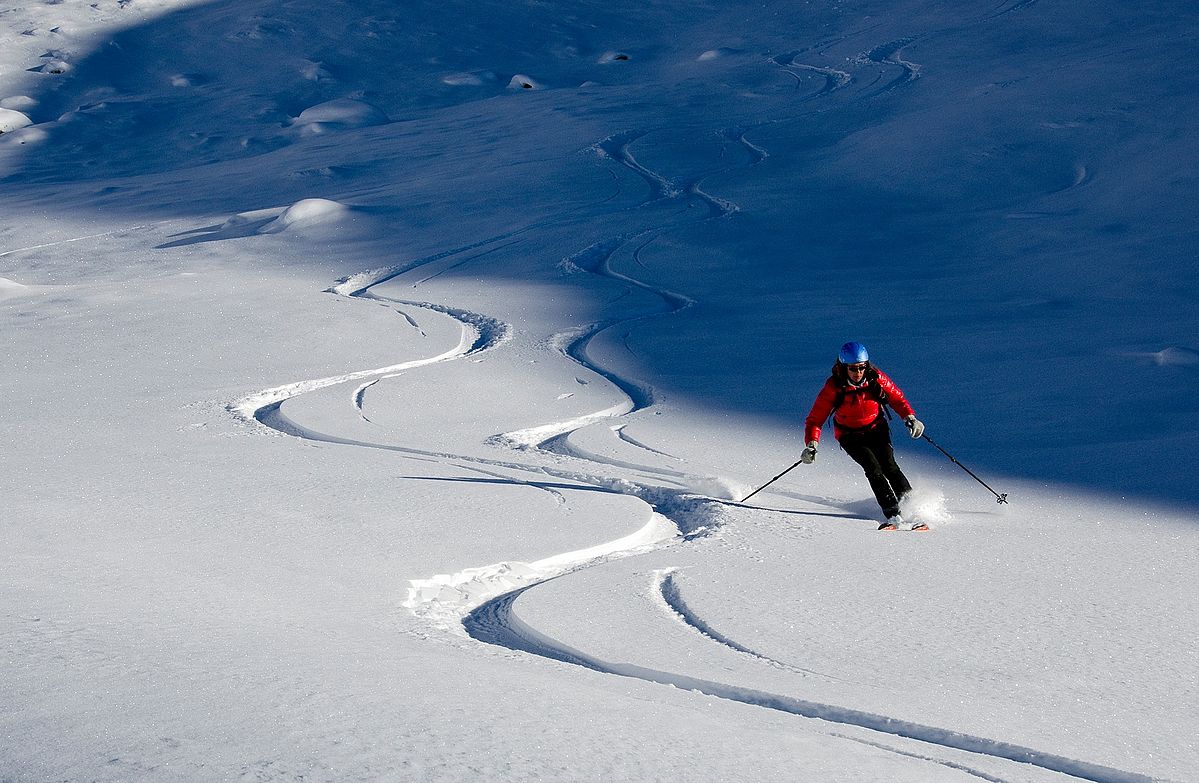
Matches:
[168,73,212,88]
[291,98,389,135]
[698,48,741,61]
[33,58,71,75]
[598,51,631,64]
[299,61,333,82]
[0,95,36,111]
[0,125,48,147]
[507,74,542,90]
[1151,346,1199,366]
[1120,346,1199,367]
[258,198,349,234]
[0,277,29,298]
[0,108,32,134]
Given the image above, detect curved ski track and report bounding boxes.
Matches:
[771,50,853,101]
[233,43,1165,783]
[656,569,845,683]
[465,587,1160,783]
[859,37,924,94]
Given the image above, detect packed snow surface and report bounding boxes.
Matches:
[2,1,1197,782]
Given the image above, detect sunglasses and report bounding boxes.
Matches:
[845,363,869,372]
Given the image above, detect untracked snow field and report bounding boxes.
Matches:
[2,1,1198,781]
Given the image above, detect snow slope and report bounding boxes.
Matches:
[2,1,1197,781]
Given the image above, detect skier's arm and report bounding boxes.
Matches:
[803,380,839,444]
[876,371,916,420]
[877,371,925,438]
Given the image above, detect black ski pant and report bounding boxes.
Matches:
[838,417,912,518]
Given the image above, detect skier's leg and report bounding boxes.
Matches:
[871,425,912,500]
[883,457,913,500]
[841,435,901,517]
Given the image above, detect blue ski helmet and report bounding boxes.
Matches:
[838,341,869,365]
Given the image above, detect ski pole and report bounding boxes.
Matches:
[921,434,1008,504]
[741,458,804,503]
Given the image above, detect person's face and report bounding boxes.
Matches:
[846,362,868,381]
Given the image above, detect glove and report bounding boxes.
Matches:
[905,415,925,439]
[800,441,818,464]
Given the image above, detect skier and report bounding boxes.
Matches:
[801,341,926,530]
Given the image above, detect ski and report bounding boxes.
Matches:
[878,522,930,532]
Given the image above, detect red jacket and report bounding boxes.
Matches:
[804,367,915,444]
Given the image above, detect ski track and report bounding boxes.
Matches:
[771,2,1035,107]
[718,127,770,167]
[770,51,854,100]
[830,733,1013,783]
[457,463,568,506]
[494,241,674,450]
[237,119,742,629]
[655,569,846,683]
[983,0,1039,21]
[465,588,1162,783]
[353,378,380,421]
[593,130,680,202]
[230,53,1163,782]
[394,308,426,335]
[614,424,681,460]
[325,226,541,299]
[408,240,521,290]
[0,222,167,258]
[858,37,923,95]
[230,293,509,427]
[235,221,729,629]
